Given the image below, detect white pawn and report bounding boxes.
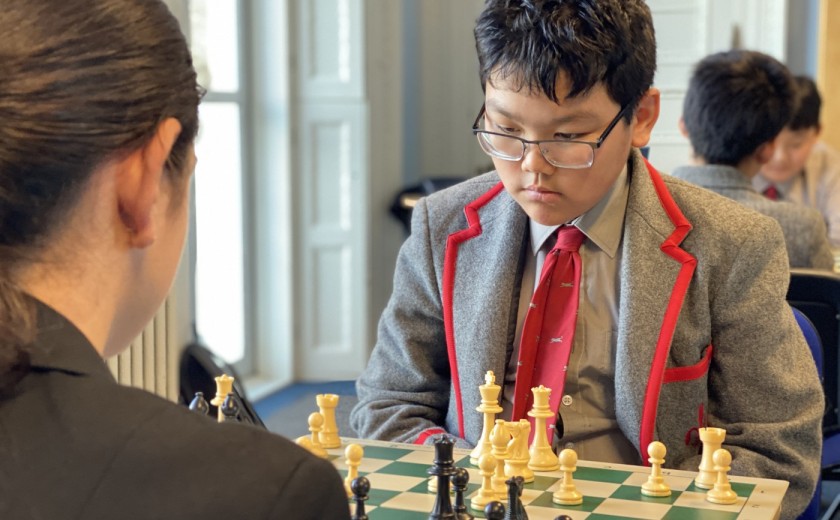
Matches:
[307,412,328,458]
[552,448,583,505]
[706,449,738,505]
[344,443,363,497]
[641,441,671,497]
[470,454,499,511]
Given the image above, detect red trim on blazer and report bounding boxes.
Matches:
[663,345,713,383]
[415,427,448,445]
[639,159,698,463]
[442,182,506,439]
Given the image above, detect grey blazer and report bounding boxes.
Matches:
[351,150,822,520]
[670,164,834,269]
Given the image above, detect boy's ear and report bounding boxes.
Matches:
[116,118,182,248]
[754,140,776,165]
[630,88,660,148]
[678,116,689,138]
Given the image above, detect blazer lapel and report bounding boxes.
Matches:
[442,181,527,439]
[615,154,697,455]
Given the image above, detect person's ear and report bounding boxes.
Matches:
[117,118,182,248]
[755,140,776,165]
[630,88,660,148]
[678,116,689,138]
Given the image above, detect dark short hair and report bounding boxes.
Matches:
[474,0,657,118]
[682,50,794,166]
[789,75,821,131]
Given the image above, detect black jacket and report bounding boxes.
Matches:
[0,301,350,520]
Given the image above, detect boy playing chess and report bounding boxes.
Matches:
[350,1,822,519]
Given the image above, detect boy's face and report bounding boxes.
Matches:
[760,126,819,184]
[483,74,654,226]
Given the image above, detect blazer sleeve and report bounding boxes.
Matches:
[268,455,350,520]
[704,217,822,520]
[350,196,458,444]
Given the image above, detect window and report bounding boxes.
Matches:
[188,0,252,372]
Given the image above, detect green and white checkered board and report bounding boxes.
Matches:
[329,439,788,520]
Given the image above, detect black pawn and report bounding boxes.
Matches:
[189,392,209,415]
[220,392,240,422]
[484,501,505,520]
[451,467,473,520]
[553,516,572,520]
[427,435,457,520]
[504,476,527,520]
[350,476,370,520]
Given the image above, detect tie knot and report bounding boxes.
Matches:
[552,226,585,252]
[762,185,779,200]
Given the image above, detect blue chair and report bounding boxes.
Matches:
[793,308,823,520]
[792,307,840,520]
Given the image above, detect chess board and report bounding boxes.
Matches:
[329,438,788,520]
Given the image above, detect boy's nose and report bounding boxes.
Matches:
[520,142,555,175]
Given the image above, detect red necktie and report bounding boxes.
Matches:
[763,185,779,200]
[511,226,585,439]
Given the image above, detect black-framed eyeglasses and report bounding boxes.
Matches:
[471,103,631,169]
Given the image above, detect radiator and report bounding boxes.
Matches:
[106,298,181,402]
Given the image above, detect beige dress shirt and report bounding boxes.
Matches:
[501,165,640,464]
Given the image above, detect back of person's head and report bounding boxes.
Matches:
[789,75,821,131]
[474,0,656,118]
[0,0,201,394]
[682,49,795,166]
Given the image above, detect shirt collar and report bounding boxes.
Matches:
[529,163,629,259]
[752,172,798,197]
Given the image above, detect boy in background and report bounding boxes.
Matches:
[754,75,840,250]
[672,51,834,269]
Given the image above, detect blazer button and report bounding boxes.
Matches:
[562,395,573,406]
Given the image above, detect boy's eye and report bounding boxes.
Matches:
[556,132,583,140]
[494,123,518,134]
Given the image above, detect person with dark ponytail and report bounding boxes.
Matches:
[0,1,349,518]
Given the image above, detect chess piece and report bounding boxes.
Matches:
[641,441,671,497]
[552,449,582,505]
[452,467,474,520]
[470,454,499,511]
[528,386,559,471]
[484,501,505,520]
[695,427,726,489]
[428,435,457,519]
[307,412,328,458]
[211,374,235,422]
[316,393,341,448]
[471,370,504,465]
[344,443,364,497]
[295,435,314,452]
[490,419,510,495]
[351,476,370,520]
[504,420,534,483]
[219,393,240,422]
[188,392,209,415]
[706,448,738,505]
[504,476,528,520]
[553,516,572,520]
